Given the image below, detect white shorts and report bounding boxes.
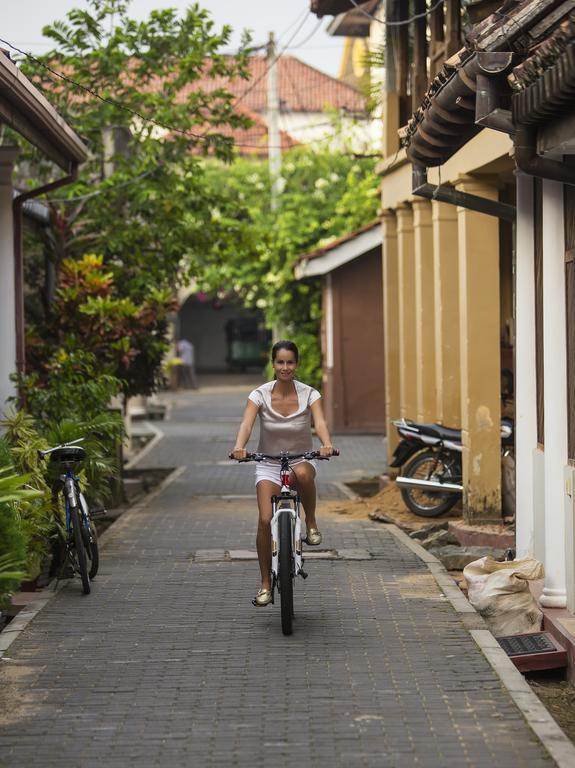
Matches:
[255,459,317,487]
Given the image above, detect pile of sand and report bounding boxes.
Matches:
[322,481,462,532]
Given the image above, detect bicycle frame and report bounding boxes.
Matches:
[270,457,304,586]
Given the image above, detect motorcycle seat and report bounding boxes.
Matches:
[417,423,462,442]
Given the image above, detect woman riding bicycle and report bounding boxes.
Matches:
[232,340,335,607]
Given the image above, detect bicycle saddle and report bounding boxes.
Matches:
[49,446,86,464]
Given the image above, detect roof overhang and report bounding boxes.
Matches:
[326,0,379,36]
[404,0,575,169]
[295,222,380,278]
[0,52,88,170]
[310,0,356,17]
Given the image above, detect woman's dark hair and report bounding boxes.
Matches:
[271,339,299,363]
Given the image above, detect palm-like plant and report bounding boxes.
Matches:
[0,463,43,602]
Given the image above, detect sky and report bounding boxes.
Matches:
[2,0,345,77]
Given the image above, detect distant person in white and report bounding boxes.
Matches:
[177,338,198,389]
[232,339,334,607]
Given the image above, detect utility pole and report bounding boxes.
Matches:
[267,31,282,212]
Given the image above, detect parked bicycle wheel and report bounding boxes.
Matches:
[87,522,99,579]
[400,450,459,517]
[278,511,294,635]
[70,505,91,594]
[79,494,99,579]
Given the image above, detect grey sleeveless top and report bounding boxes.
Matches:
[248,380,321,455]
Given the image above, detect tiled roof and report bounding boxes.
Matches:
[509,13,575,91]
[189,104,299,156]
[183,55,366,115]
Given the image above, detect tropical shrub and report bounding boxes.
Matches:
[0,439,44,603]
[14,0,254,403]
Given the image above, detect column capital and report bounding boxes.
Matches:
[431,199,458,222]
[454,173,498,199]
[412,197,432,227]
[396,203,414,234]
[0,147,19,185]
[382,209,397,237]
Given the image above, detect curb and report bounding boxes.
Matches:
[385,523,575,768]
[0,465,186,663]
[124,419,165,470]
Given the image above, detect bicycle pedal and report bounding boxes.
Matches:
[89,507,107,519]
[300,570,308,579]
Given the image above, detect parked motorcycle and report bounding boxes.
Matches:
[390,417,514,517]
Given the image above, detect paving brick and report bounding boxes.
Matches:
[0,383,553,767]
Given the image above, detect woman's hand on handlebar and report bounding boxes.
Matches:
[319,445,337,458]
[231,447,248,461]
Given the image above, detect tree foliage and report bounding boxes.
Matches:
[18,0,254,395]
[199,148,380,386]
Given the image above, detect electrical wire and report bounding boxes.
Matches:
[348,0,445,26]
[0,15,357,153]
[287,18,323,50]
[0,35,294,150]
[231,12,313,110]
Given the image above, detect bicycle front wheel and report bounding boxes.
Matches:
[71,505,91,594]
[278,511,294,636]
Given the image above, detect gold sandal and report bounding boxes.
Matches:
[306,528,322,546]
[252,588,272,607]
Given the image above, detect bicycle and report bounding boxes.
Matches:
[39,437,101,595]
[230,449,338,636]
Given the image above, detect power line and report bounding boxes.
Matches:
[276,6,310,45]
[0,36,295,151]
[231,12,312,110]
[348,0,445,26]
[287,18,323,50]
[0,21,362,153]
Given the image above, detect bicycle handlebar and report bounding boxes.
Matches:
[229,449,339,462]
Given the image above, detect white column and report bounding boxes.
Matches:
[540,179,568,608]
[515,173,538,558]
[0,148,19,413]
[324,273,334,369]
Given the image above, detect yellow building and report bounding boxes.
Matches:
[312,0,516,524]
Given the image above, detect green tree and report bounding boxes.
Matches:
[18,0,254,396]
[199,147,380,386]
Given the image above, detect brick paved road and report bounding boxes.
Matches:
[0,380,551,767]
[137,383,387,499]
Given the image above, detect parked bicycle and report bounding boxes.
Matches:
[39,437,101,594]
[230,449,338,635]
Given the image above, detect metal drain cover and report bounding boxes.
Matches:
[498,632,557,656]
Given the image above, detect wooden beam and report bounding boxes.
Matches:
[430,1,446,78]
[445,0,461,57]
[413,0,429,108]
[396,0,409,98]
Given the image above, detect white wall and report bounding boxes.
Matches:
[0,148,19,413]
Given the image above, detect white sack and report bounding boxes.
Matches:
[463,556,544,636]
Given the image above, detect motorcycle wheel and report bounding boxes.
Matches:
[400,450,460,517]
